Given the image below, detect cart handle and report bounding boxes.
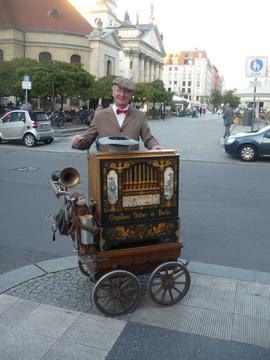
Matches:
[49,179,69,199]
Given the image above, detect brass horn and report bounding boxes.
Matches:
[59,167,80,188]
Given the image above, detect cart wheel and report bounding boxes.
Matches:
[148,261,190,305]
[93,270,141,316]
[78,259,96,283]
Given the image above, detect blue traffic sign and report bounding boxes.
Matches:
[250,59,263,72]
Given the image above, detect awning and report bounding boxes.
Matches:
[172,95,191,103]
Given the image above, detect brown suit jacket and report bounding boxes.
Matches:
[77,107,158,151]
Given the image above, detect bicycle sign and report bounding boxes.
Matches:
[246,56,268,77]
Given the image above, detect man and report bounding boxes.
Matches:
[71,77,161,151]
[222,103,234,139]
[160,102,165,120]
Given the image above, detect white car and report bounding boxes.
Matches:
[0,110,54,147]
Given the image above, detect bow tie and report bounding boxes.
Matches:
[116,108,129,116]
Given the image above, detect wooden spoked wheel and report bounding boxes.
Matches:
[78,259,97,283]
[92,270,141,316]
[148,261,190,305]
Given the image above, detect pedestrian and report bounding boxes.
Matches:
[199,107,202,116]
[192,106,198,118]
[160,102,165,120]
[71,77,162,151]
[222,103,234,139]
[20,102,33,111]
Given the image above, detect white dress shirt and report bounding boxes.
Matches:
[112,104,129,128]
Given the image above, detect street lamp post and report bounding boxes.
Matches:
[52,71,55,109]
[251,79,257,132]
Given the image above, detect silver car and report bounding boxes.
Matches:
[0,110,54,147]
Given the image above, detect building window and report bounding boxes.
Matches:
[182,88,185,93]
[39,52,52,63]
[107,59,112,75]
[70,54,81,64]
[187,88,191,93]
[196,96,200,101]
[169,66,172,71]
[196,81,200,87]
[188,81,191,86]
[0,49,4,61]
[174,80,177,85]
[48,8,60,19]
[130,61,133,69]
[169,81,172,85]
[168,87,171,92]
[174,67,178,71]
[182,81,186,86]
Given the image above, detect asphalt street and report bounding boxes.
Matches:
[1,114,270,273]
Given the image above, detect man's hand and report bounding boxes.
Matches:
[71,135,83,148]
[151,144,162,150]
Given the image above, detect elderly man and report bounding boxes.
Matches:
[71,77,161,151]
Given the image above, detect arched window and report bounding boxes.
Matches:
[70,54,81,64]
[106,60,112,75]
[0,49,4,61]
[39,52,52,63]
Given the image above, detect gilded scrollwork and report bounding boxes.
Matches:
[104,222,178,243]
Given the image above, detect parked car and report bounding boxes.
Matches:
[0,110,54,147]
[224,125,270,162]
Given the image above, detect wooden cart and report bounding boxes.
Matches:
[50,150,190,316]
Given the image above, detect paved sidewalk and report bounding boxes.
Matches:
[1,257,270,359]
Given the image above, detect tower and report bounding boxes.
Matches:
[84,0,120,28]
[149,1,155,24]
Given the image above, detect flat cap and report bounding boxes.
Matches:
[112,77,134,91]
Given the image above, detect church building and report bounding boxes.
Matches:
[0,0,165,83]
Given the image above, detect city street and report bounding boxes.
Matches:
[1,114,270,274]
[2,113,270,360]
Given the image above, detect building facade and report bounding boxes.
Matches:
[0,0,121,79]
[163,51,223,105]
[77,0,165,83]
[0,0,165,85]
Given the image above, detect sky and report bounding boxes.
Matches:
[69,0,269,91]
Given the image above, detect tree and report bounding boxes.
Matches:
[132,82,150,106]
[0,59,96,108]
[95,75,117,101]
[0,58,38,100]
[222,90,240,109]
[148,79,168,107]
[31,61,95,108]
[209,89,223,110]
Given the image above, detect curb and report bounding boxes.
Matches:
[1,257,270,295]
[54,126,87,137]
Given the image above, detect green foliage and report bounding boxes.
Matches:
[222,90,240,108]
[95,75,117,100]
[0,58,38,98]
[209,88,240,109]
[148,79,167,105]
[0,59,95,106]
[133,80,172,107]
[209,89,223,109]
[179,109,190,117]
[0,59,177,110]
[147,107,160,117]
[133,82,150,103]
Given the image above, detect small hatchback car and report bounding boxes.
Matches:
[0,110,54,147]
[224,125,270,161]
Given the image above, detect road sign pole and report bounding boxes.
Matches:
[25,89,28,105]
[252,78,257,132]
